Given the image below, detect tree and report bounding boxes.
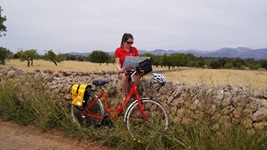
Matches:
[210,60,222,69]
[153,55,161,67]
[87,50,109,65]
[232,57,244,69]
[261,60,267,69]
[107,55,115,65]
[20,49,38,67]
[186,53,196,61]
[168,53,179,68]
[224,62,233,69]
[160,53,168,68]
[193,57,205,68]
[0,47,12,65]
[0,6,7,37]
[65,54,76,61]
[140,53,158,67]
[173,53,188,68]
[44,50,65,66]
[13,51,23,59]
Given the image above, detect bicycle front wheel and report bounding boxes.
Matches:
[126,99,169,138]
[71,98,104,127]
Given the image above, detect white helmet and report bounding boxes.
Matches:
[151,73,166,86]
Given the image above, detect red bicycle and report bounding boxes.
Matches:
[70,69,169,138]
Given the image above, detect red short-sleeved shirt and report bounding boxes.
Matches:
[114,46,139,67]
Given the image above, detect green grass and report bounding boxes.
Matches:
[0,74,266,150]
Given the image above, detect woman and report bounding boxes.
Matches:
[114,33,139,101]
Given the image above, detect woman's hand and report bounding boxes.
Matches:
[119,68,126,73]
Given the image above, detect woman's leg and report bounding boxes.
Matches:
[120,73,129,101]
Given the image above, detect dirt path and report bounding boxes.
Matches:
[0,121,115,150]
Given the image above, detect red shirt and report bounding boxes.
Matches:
[114,46,139,67]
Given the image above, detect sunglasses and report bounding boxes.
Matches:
[126,41,134,45]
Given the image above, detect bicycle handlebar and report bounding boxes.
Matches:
[124,66,142,76]
[123,69,139,83]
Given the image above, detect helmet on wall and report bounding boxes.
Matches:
[151,73,166,86]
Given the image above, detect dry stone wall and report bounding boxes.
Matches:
[1,67,267,134]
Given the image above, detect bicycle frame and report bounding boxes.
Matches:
[83,71,149,121]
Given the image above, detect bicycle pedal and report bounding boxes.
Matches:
[100,115,113,127]
[94,124,102,128]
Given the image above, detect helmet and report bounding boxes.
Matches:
[151,73,166,86]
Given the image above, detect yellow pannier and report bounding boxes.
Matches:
[71,84,88,107]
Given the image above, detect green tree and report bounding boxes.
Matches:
[0,47,12,65]
[232,57,244,69]
[260,60,267,69]
[247,63,261,70]
[107,55,115,65]
[224,62,233,69]
[186,53,196,61]
[65,54,76,61]
[153,55,161,67]
[76,56,86,61]
[196,57,205,68]
[140,53,159,67]
[87,50,109,65]
[176,53,188,67]
[168,53,178,68]
[20,49,38,67]
[210,60,222,69]
[0,6,7,37]
[160,53,168,68]
[13,51,23,59]
[44,50,65,66]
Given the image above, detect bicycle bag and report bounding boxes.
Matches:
[138,59,152,76]
[71,84,90,107]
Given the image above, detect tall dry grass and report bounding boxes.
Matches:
[3,59,267,90]
[160,68,267,90]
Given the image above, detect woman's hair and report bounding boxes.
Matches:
[120,33,134,47]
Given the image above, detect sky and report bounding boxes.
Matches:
[1,0,267,55]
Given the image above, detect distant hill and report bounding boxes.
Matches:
[66,47,267,60]
[66,52,90,56]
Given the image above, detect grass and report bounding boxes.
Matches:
[0,73,267,149]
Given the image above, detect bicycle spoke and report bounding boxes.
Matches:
[71,98,104,127]
[127,100,168,138]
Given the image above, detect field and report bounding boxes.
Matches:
[2,59,267,90]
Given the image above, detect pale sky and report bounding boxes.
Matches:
[1,0,267,55]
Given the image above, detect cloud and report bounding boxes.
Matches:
[1,0,267,54]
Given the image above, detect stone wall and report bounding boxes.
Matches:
[1,67,267,133]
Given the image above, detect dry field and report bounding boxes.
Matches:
[2,59,267,90]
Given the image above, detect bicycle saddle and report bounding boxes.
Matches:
[92,80,109,86]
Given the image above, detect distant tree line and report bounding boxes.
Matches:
[1,47,267,70]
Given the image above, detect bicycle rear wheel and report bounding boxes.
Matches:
[126,99,169,138]
[71,98,104,127]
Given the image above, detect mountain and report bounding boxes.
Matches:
[66,47,267,60]
[139,47,267,60]
[202,47,267,59]
[66,52,90,56]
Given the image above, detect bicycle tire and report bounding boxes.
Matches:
[126,99,169,138]
[71,98,104,127]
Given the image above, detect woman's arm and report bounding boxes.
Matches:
[115,57,124,72]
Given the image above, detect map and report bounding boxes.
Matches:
[122,56,150,70]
